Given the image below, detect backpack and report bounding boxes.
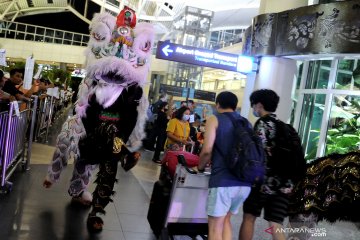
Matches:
[264,116,306,183]
[147,99,164,123]
[216,113,266,184]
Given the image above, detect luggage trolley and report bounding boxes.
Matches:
[159,154,210,240]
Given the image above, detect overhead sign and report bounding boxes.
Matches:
[194,90,216,102]
[160,84,216,102]
[160,84,183,97]
[156,41,254,73]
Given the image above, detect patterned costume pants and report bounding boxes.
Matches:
[90,157,119,216]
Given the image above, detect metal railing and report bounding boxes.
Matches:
[0,20,89,46]
[0,96,38,193]
[34,95,55,143]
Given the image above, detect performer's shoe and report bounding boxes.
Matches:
[71,191,92,207]
[87,215,104,233]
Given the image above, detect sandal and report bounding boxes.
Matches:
[87,215,104,232]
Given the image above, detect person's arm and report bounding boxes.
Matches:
[15,93,30,102]
[0,90,11,100]
[198,115,217,171]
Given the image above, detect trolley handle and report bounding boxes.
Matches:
[177,155,197,174]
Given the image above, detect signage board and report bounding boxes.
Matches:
[159,84,183,97]
[156,41,254,73]
[194,89,216,102]
[160,84,216,102]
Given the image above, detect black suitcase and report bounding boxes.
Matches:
[147,181,171,237]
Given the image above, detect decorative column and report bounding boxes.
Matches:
[246,0,309,123]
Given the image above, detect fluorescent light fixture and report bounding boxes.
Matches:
[237,55,253,73]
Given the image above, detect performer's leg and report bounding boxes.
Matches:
[87,158,118,231]
[68,157,95,206]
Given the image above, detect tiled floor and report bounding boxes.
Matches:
[1,108,359,240]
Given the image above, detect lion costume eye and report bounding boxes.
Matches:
[142,41,151,52]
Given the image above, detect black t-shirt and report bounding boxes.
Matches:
[154,111,168,130]
[2,81,23,96]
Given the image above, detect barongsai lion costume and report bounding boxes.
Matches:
[43,6,154,231]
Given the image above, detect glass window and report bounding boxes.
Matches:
[338,59,354,71]
[335,72,352,90]
[217,81,226,90]
[16,32,25,40]
[305,60,331,89]
[46,29,54,37]
[55,31,64,39]
[203,82,215,91]
[325,95,360,155]
[334,59,360,90]
[27,25,35,34]
[17,24,25,32]
[211,31,219,42]
[230,81,241,90]
[298,94,326,160]
[25,33,34,41]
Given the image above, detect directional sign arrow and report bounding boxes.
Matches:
[162,45,173,56]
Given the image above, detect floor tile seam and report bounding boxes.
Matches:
[113,201,127,238]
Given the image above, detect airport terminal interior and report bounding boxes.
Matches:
[0,0,360,240]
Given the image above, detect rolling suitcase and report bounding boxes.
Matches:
[147,181,171,237]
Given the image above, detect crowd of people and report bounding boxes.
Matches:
[0,68,74,113]
[145,89,358,240]
[144,96,206,164]
[1,66,352,239]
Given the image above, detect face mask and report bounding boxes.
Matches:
[182,115,190,121]
[252,110,260,118]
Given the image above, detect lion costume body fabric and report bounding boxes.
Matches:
[45,7,154,231]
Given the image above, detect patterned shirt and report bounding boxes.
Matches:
[254,114,294,195]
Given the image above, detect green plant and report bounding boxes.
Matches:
[42,68,71,87]
[325,116,360,155]
[325,96,360,155]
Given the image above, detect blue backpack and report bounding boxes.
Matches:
[217,113,266,184]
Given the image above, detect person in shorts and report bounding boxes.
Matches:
[240,89,293,240]
[198,91,251,240]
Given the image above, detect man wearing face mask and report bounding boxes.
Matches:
[164,106,193,151]
[240,89,292,240]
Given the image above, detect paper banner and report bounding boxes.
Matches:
[0,49,6,66]
[23,56,35,90]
